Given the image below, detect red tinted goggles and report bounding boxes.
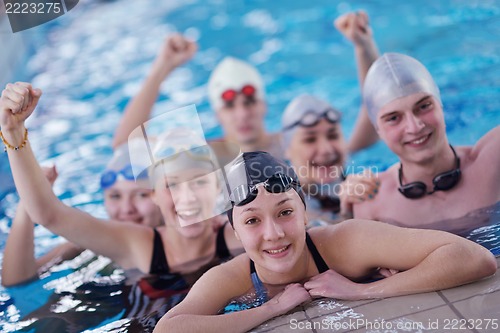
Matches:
[221,85,257,103]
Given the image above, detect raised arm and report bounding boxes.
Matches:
[112,34,197,148]
[154,256,311,333]
[1,201,38,287]
[305,220,497,300]
[0,83,153,273]
[1,166,85,287]
[334,11,379,152]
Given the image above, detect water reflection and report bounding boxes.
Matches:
[430,201,500,256]
[0,251,190,333]
[383,201,500,256]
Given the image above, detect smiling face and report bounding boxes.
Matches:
[232,187,307,275]
[104,180,163,227]
[216,95,267,145]
[152,167,219,238]
[286,119,346,185]
[376,93,447,165]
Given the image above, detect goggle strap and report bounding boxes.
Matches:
[398,145,461,199]
[230,174,297,206]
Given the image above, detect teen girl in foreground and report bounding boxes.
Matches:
[153,151,496,333]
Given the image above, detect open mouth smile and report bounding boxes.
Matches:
[177,209,202,220]
[405,133,431,146]
[264,244,290,255]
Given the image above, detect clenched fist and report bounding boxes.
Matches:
[0,82,42,131]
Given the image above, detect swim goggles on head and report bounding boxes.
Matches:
[100,164,148,189]
[229,173,299,206]
[283,108,341,131]
[221,85,256,104]
[398,145,461,199]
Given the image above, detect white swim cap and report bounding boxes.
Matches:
[363,53,441,126]
[281,94,341,146]
[207,57,265,110]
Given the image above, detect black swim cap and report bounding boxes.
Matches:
[225,151,305,226]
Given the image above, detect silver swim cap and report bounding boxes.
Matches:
[207,57,265,110]
[363,53,441,126]
[281,94,341,146]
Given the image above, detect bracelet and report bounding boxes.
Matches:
[0,128,28,152]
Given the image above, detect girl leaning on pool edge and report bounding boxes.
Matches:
[153,151,496,333]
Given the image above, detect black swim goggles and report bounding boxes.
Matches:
[229,173,299,206]
[283,108,341,131]
[398,145,461,199]
[100,164,149,189]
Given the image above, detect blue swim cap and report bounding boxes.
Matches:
[363,53,442,126]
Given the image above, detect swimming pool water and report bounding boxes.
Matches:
[0,0,499,331]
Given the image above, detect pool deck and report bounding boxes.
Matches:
[250,257,500,333]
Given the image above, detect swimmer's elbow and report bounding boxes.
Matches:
[1,280,15,288]
[153,314,184,333]
[31,210,56,228]
[2,278,22,288]
[34,200,68,229]
[1,272,37,288]
[463,242,497,280]
[477,250,497,279]
[1,275,14,288]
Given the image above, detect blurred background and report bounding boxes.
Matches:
[0,0,499,257]
[0,1,499,330]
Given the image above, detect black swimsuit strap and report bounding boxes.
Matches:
[215,222,231,260]
[149,228,170,274]
[250,258,256,273]
[305,232,329,273]
[150,223,231,275]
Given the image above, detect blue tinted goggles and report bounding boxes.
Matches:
[100,164,148,189]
